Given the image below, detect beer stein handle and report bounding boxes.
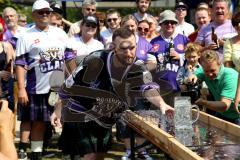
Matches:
[191,104,199,124]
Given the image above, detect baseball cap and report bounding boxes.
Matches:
[32,0,53,12]
[175,1,188,10]
[159,10,178,24]
[50,3,63,15]
[82,15,98,25]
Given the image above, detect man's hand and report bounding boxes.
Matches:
[18,88,29,106]
[160,102,174,116]
[50,100,62,128]
[206,43,219,50]
[50,111,62,128]
[195,98,206,106]
[218,39,225,47]
[234,98,240,114]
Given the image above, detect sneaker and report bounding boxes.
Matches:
[121,150,131,160]
[42,150,55,158]
[138,151,153,160]
[18,149,28,160]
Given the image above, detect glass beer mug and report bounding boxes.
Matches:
[174,96,200,146]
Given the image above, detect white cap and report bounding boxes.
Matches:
[32,0,53,12]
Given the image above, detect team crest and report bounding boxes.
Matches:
[152,44,160,52]
[39,47,64,73]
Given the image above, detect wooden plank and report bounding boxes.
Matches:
[192,110,240,137]
[123,110,204,160]
[167,138,203,160]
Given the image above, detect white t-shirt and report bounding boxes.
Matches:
[176,22,195,37]
[15,26,71,94]
[67,35,104,63]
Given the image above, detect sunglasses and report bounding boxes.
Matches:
[99,19,105,23]
[20,20,27,23]
[37,10,51,15]
[107,18,118,23]
[85,8,96,12]
[176,7,186,11]
[137,27,149,32]
[163,21,177,25]
[85,23,97,28]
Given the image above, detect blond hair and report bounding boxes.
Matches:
[200,49,219,64]
[185,43,202,57]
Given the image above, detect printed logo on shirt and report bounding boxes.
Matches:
[39,47,64,73]
[152,44,160,52]
[177,44,184,51]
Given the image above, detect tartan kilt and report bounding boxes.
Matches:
[59,121,112,156]
[17,93,54,122]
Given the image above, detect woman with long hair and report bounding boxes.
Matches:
[68,15,104,64]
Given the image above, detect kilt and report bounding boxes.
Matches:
[59,121,112,156]
[17,93,53,122]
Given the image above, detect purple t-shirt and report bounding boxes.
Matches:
[136,36,152,61]
[150,33,189,91]
[196,20,237,61]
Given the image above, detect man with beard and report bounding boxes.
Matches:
[195,0,237,62]
[51,27,173,160]
[2,7,26,48]
[133,0,153,22]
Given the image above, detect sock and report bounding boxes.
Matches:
[31,141,43,152]
[19,142,28,152]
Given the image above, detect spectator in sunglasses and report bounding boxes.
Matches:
[18,14,27,28]
[100,9,121,49]
[95,11,107,32]
[68,0,97,37]
[150,10,189,106]
[15,0,76,159]
[175,1,195,37]
[137,20,150,39]
[66,15,103,64]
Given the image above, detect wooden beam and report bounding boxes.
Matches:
[122,110,204,160]
[192,110,240,137]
